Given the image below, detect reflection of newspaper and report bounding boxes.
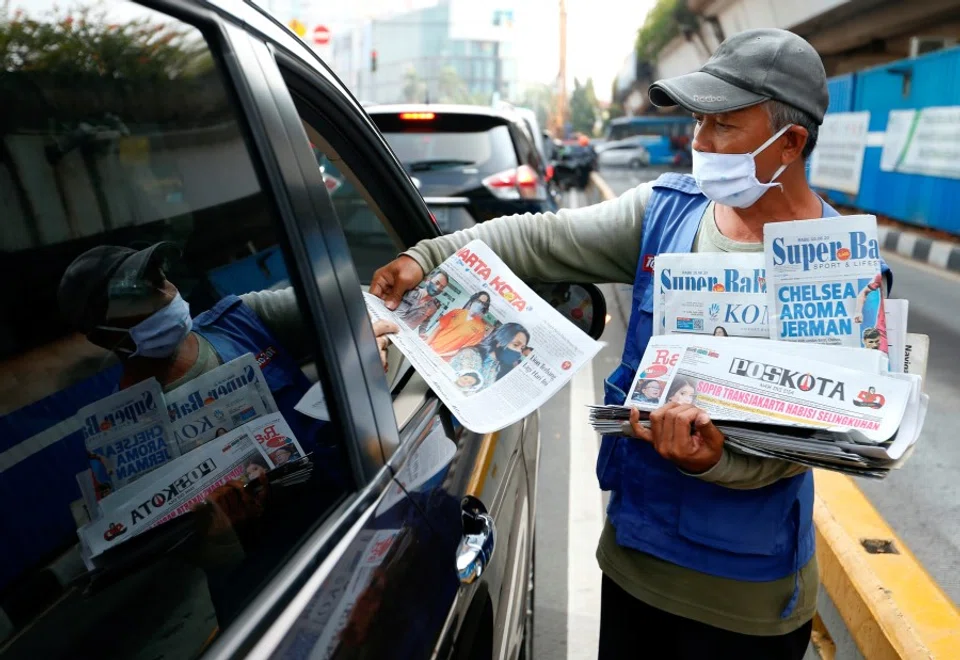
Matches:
[623,335,916,444]
[166,353,278,454]
[764,215,888,354]
[364,240,603,433]
[78,377,178,496]
[653,253,766,336]
[246,412,306,466]
[78,420,274,560]
[663,291,768,338]
[378,420,456,515]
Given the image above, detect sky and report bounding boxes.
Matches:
[14,0,657,102]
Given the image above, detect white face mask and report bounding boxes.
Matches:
[692,124,793,208]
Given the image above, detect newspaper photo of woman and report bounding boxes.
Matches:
[666,376,697,405]
[448,322,530,393]
[425,291,492,358]
[244,455,270,483]
[713,326,729,337]
[454,371,485,395]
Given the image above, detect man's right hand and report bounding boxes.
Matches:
[369,255,425,310]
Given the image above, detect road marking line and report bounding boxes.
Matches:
[567,357,603,660]
[883,248,960,283]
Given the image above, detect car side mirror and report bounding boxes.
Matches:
[529,282,607,340]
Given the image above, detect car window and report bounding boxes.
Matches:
[372,113,518,176]
[0,2,355,656]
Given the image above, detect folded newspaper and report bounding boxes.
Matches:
[78,411,299,562]
[588,335,928,478]
[365,239,603,433]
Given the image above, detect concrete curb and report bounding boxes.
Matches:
[876,225,960,272]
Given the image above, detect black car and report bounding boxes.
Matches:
[0,1,606,659]
[366,104,558,234]
[553,143,598,191]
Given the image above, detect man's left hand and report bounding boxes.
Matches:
[372,319,399,372]
[625,403,725,474]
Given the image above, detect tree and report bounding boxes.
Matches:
[437,66,468,104]
[634,0,698,61]
[569,77,599,136]
[516,83,554,132]
[402,67,426,103]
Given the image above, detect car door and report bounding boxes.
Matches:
[201,7,534,660]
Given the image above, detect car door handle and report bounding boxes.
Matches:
[456,498,496,585]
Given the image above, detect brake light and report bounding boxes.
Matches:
[545,164,554,182]
[400,112,435,121]
[482,165,540,200]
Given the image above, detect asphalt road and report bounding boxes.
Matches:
[532,166,959,660]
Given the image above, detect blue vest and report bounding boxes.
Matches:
[599,173,892,615]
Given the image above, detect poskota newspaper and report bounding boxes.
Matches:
[764,215,888,354]
[364,239,603,434]
[77,412,294,561]
[652,253,766,336]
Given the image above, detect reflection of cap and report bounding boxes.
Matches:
[648,28,829,123]
[58,242,180,333]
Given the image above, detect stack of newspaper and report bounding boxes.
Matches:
[592,215,931,478]
[74,353,308,565]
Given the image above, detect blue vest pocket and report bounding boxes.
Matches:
[677,478,794,557]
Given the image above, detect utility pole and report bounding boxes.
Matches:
[555,0,568,138]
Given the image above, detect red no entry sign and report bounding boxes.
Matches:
[313,25,330,46]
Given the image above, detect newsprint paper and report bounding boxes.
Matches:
[365,239,603,433]
[589,335,927,478]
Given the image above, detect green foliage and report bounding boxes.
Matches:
[634,0,698,62]
[402,67,426,102]
[435,66,488,105]
[569,77,598,136]
[0,3,212,77]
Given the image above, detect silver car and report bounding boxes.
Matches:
[597,137,651,169]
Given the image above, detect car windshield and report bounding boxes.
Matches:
[373,113,518,176]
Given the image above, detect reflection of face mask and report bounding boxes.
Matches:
[468,302,486,315]
[126,293,193,358]
[692,124,792,208]
[426,282,441,296]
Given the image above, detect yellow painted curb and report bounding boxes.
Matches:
[814,470,960,659]
[589,171,616,201]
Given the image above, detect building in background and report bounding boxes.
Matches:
[330,0,519,105]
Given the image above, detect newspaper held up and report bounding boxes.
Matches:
[79,377,178,499]
[365,239,603,433]
[165,353,279,454]
[77,412,288,560]
[765,215,888,354]
[663,290,769,338]
[653,253,766,336]
[590,335,926,478]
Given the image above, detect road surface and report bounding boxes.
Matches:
[532,166,960,660]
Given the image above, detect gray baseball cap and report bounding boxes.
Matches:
[649,28,829,123]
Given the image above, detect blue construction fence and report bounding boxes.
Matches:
[812,45,960,236]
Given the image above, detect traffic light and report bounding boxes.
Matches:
[370,49,378,73]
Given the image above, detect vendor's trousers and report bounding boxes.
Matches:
[598,574,813,660]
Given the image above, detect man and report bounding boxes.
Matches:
[371,29,891,658]
[395,269,449,331]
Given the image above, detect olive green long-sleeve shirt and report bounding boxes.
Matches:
[403,182,816,635]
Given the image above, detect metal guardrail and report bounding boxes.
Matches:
[584,171,960,659]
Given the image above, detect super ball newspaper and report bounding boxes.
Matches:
[365,239,603,433]
[765,215,888,353]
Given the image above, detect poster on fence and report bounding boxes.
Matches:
[880,106,960,179]
[809,111,870,194]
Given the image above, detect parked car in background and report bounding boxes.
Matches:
[596,136,652,169]
[0,2,606,659]
[603,115,695,165]
[367,104,557,234]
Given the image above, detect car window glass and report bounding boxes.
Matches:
[0,2,354,656]
[300,124,402,285]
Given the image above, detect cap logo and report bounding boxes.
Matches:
[693,95,728,103]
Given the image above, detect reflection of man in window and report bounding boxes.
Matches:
[396,270,449,331]
[58,242,396,470]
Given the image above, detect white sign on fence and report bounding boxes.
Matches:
[881,106,960,179]
[809,111,871,195]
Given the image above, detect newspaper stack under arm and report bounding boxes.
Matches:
[589,335,928,479]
